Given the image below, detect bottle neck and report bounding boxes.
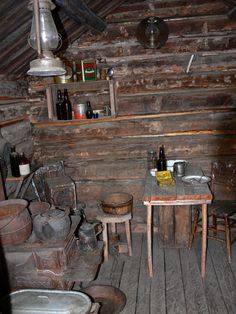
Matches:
[64,90,69,101]
[159,146,166,159]
[57,90,62,101]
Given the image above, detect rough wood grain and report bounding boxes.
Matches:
[150,233,166,314]
[208,240,236,313]
[135,234,151,314]
[175,205,191,247]
[165,248,187,314]
[193,236,228,314]
[180,248,209,314]
[120,233,143,314]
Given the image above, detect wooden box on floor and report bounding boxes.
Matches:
[158,205,191,247]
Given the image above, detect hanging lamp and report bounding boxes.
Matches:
[27,0,65,76]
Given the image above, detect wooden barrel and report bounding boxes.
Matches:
[0,199,32,245]
[100,193,133,215]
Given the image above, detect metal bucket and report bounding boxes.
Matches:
[0,199,32,245]
[100,193,133,215]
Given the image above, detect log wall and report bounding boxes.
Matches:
[33,0,236,230]
[0,76,38,196]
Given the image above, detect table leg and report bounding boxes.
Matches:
[201,203,207,277]
[147,204,153,277]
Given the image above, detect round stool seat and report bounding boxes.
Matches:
[97,210,132,223]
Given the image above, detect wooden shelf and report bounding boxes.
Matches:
[46,79,117,120]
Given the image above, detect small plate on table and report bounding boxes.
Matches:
[182,175,211,184]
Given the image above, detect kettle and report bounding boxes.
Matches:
[33,206,71,242]
[78,208,103,251]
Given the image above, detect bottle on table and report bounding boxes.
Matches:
[62,89,72,120]
[10,146,20,177]
[86,101,93,119]
[56,89,64,120]
[157,144,167,171]
[147,150,157,170]
[19,153,30,176]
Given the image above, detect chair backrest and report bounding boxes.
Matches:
[211,161,236,201]
[33,161,65,202]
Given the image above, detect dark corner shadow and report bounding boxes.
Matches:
[0,238,12,314]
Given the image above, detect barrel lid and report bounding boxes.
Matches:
[0,289,91,314]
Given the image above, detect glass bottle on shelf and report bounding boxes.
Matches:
[19,153,30,176]
[10,146,20,177]
[157,144,167,171]
[62,89,72,120]
[86,101,93,119]
[56,89,64,120]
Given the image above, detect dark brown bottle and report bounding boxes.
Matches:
[157,144,167,171]
[56,89,64,120]
[62,89,72,120]
[10,146,20,177]
[19,153,30,176]
[86,101,93,119]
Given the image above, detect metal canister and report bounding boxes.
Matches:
[74,103,87,119]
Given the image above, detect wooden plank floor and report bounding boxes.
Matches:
[75,232,236,314]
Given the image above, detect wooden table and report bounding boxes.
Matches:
[143,165,212,278]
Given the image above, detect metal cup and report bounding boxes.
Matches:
[173,161,186,177]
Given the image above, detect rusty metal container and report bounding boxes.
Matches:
[82,285,126,314]
[100,193,133,215]
[0,199,32,245]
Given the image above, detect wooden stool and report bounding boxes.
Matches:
[96,210,132,261]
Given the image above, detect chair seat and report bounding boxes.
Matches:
[209,200,236,218]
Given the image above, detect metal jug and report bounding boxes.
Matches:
[173,161,187,177]
[78,220,103,251]
[78,207,103,251]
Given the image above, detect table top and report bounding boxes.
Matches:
[143,164,212,205]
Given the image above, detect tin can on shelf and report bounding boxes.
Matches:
[82,59,97,81]
[54,61,73,84]
[74,103,87,119]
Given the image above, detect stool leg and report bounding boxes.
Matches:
[225,217,231,263]
[111,223,116,234]
[102,223,109,261]
[125,220,132,256]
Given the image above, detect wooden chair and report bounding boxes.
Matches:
[189,161,236,262]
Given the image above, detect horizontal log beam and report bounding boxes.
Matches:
[116,72,236,96]
[107,1,228,22]
[55,0,106,32]
[121,129,236,138]
[33,107,236,128]
[0,116,28,128]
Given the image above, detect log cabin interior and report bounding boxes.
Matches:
[0,0,236,313]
